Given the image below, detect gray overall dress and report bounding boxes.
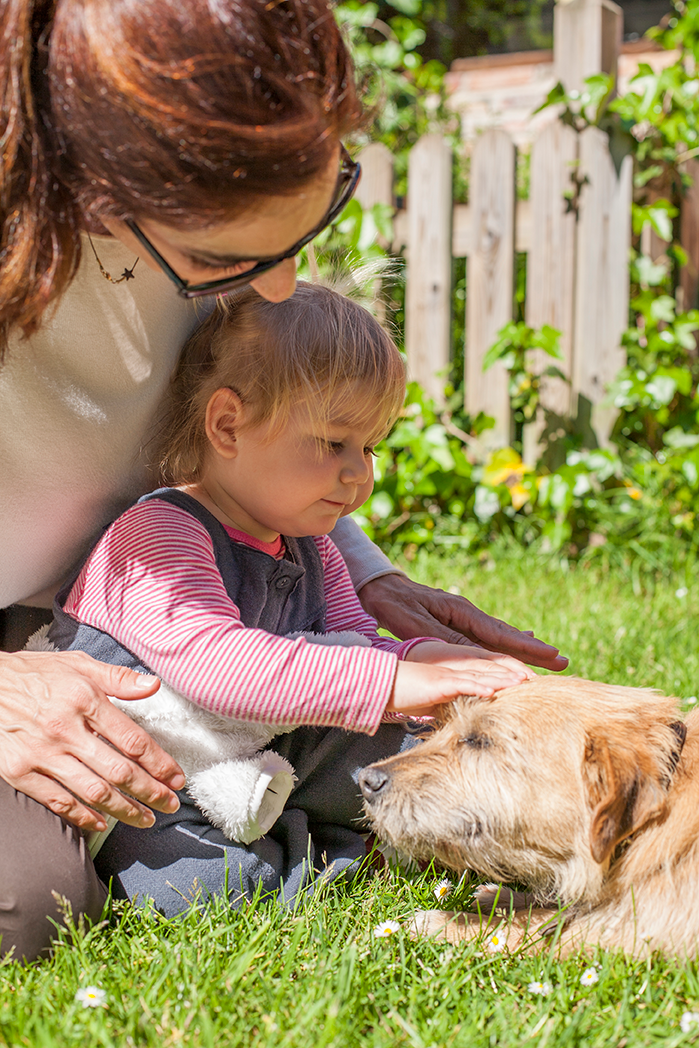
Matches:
[49,489,413,916]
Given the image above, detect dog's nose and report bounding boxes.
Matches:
[358,766,389,802]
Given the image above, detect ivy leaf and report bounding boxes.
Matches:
[385,0,421,14]
[649,295,676,323]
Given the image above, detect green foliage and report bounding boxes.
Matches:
[352,382,493,556]
[483,321,566,424]
[337,2,456,195]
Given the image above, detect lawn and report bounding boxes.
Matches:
[2,549,698,1048]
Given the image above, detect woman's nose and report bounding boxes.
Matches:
[250,257,297,302]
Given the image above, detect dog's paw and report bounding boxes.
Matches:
[409,909,480,943]
[472,883,538,915]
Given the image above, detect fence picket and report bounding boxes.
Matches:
[404,134,453,402]
[527,121,578,405]
[465,129,516,447]
[355,143,394,211]
[680,159,699,312]
[573,126,631,443]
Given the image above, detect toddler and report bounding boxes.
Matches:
[48,283,530,914]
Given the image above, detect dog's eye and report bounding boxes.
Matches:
[459,733,491,750]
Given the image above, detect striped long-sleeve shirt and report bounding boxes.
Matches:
[63,498,429,735]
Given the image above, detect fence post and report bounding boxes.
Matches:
[572,126,632,443]
[553,0,623,95]
[680,159,699,312]
[404,134,453,403]
[465,129,516,448]
[355,142,394,211]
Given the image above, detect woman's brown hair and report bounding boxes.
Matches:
[156,282,406,485]
[0,0,362,352]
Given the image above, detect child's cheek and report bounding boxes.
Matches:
[342,475,374,516]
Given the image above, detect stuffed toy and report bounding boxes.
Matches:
[24,626,370,849]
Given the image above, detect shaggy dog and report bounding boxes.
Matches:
[359,677,698,957]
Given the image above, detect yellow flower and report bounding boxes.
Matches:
[483,448,532,509]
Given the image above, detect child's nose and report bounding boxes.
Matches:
[340,451,370,485]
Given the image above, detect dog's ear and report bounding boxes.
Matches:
[583,734,672,865]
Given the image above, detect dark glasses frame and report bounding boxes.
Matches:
[125,145,361,299]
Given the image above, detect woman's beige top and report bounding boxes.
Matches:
[0,235,395,609]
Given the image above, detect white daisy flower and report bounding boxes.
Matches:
[433,878,453,902]
[681,1011,699,1034]
[75,986,107,1008]
[528,981,553,996]
[486,931,506,952]
[374,920,401,938]
[580,967,599,986]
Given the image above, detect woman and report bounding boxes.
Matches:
[0,0,567,962]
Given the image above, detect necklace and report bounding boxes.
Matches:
[87,233,139,284]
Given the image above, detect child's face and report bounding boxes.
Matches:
[195,386,384,541]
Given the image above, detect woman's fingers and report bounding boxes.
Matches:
[5,769,108,832]
[49,733,179,821]
[0,650,184,829]
[63,655,185,791]
[360,574,569,671]
[35,754,158,828]
[81,698,185,802]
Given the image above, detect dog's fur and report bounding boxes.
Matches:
[359,677,699,956]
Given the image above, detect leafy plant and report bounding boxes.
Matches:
[482,322,567,448]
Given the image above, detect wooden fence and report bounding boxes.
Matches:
[356,125,632,457]
[354,0,699,460]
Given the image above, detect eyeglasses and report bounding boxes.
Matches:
[125,145,361,299]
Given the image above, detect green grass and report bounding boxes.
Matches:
[2,548,698,1048]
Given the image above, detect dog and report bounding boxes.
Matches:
[359,677,698,957]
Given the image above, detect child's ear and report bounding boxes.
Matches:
[205,387,244,459]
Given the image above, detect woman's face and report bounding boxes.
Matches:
[102,147,340,303]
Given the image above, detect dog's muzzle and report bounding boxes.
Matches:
[358,766,390,804]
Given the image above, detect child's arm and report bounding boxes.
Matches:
[64,499,400,734]
[65,501,527,735]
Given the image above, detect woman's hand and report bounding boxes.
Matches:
[360,574,568,671]
[0,650,185,832]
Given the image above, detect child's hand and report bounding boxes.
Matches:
[386,657,531,718]
[406,640,535,680]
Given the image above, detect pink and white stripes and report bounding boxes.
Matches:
[64,499,425,735]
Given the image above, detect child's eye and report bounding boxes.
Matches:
[364,446,377,457]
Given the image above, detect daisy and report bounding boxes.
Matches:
[485,931,506,952]
[374,920,401,938]
[74,986,107,1008]
[681,1011,699,1034]
[528,981,553,996]
[580,967,599,986]
[433,878,453,902]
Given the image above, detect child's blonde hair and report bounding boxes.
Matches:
[157,282,406,484]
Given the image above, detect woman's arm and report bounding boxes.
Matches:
[331,517,568,671]
[0,650,184,832]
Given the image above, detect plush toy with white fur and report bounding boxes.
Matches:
[25,626,370,846]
